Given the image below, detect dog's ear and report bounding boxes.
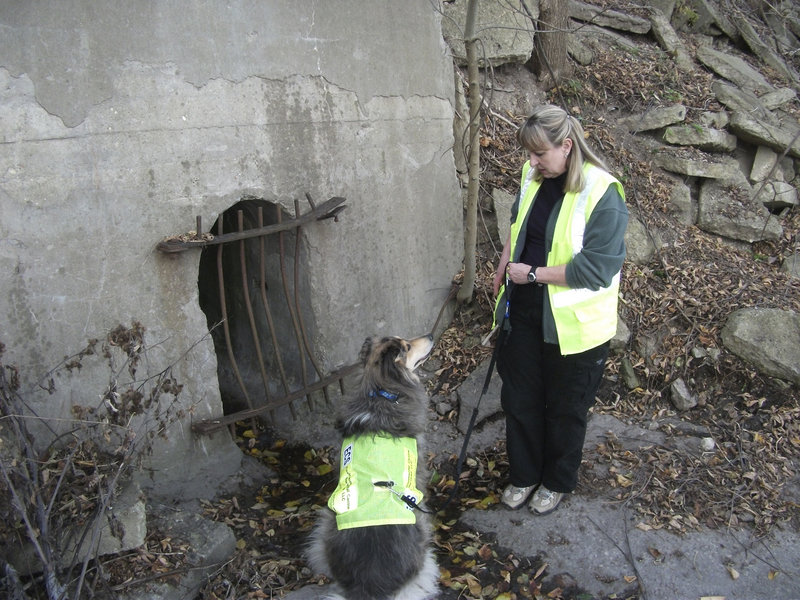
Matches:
[358,337,375,365]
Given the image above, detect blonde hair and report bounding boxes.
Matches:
[516,104,610,193]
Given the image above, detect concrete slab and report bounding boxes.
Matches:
[461,495,800,600]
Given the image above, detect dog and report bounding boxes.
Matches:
[305,334,439,600]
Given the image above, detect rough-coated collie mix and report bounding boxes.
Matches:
[306,334,438,600]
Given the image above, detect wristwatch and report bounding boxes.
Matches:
[527,267,537,284]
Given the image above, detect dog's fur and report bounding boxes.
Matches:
[305,335,438,600]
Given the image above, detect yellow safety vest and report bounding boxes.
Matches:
[495,161,625,355]
[328,434,422,530]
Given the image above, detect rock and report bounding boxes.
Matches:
[670,377,697,411]
[649,0,676,18]
[64,482,147,565]
[712,81,772,121]
[618,103,686,133]
[759,87,798,110]
[572,22,642,55]
[654,150,740,179]
[492,187,515,245]
[5,481,147,576]
[701,437,716,451]
[721,308,800,385]
[754,180,798,211]
[697,110,729,129]
[667,177,696,225]
[569,0,651,34]
[697,177,783,242]
[625,213,660,265]
[674,0,737,38]
[729,111,800,159]
[611,317,630,354]
[749,146,779,182]
[696,45,773,94]
[663,124,737,152]
[649,7,693,72]
[780,156,796,183]
[781,253,800,279]
[118,506,237,600]
[566,31,594,66]
[620,356,640,390]
[436,399,452,416]
[441,1,535,67]
[732,13,800,85]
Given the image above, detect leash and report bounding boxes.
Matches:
[427,277,512,514]
[436,293,509,513]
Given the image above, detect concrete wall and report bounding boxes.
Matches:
[0,1,463,499]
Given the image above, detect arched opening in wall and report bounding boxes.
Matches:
[197,197,316,419]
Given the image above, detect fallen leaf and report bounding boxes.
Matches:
[647,547,662,560]
[616,473,633,487]
[478,543,493,561]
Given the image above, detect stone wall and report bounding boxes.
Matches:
[0,1,463,499]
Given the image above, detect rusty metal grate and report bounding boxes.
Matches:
[157,194,350,435]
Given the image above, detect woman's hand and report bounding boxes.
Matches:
[505,262,533,286]
[493,262,507,297]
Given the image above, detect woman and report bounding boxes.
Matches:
[492,104,628,515]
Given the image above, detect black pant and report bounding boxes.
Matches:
[497,284,608,493]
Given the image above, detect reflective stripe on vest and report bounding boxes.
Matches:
[327,434,422,530]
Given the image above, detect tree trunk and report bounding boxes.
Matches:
[529,0,570,90]
[457,0,480,305]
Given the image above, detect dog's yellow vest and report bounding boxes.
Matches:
[328,434,423,530]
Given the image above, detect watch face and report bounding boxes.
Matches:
[528,270,535,282]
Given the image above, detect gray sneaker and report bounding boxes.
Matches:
[528,485,564,515]
[501,484,536,509]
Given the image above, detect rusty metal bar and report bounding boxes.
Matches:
[216,217,252,410]
[293,196,331,407]
[257,206,296,419]
[156,196,346,253]
[192,362,360,434]
[277,205,313,411]
[237,210,274,420]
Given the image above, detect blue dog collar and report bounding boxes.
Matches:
[368,388,399,402]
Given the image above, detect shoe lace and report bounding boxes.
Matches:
[537,488,556,503]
